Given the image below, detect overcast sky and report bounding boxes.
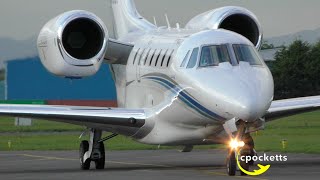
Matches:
[1,0,320,40]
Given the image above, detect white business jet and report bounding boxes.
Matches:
[1,0,320,176]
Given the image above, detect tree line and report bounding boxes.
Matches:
[266,40,320,100]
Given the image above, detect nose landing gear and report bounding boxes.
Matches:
[226,133,256,176]
[227,149,237,176]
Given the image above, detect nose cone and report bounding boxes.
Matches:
[195,65,273,122]
[231,91,264,122]
[220,68,273,122]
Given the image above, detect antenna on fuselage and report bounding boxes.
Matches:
[176,23,180,30]
[165,14,171,29]
[153,16,158,27]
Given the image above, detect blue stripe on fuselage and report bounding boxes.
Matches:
[144,76,225,121]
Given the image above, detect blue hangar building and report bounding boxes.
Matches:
[5,57,117,101]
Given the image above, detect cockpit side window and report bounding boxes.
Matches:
[199,45,230,67]
[180,50,190,67]
[186,48,199,69]
[233,44,263,66]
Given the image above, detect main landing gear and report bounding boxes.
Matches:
[79,129,118,170]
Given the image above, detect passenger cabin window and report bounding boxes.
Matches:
[133,48,140,65]
[138,49,146,65]
[199,45,230,67]
[166,50,174,67]
[233,44,263,66]
[186,48,199,68]
[160,49,169,67]
[150,49,159,66]
[144,49,151,65]
[155,49,163,67]
[135,48,173,68]
[149,49,157,66]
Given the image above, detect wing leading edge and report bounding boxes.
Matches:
[2,96,320,131]
[265,96,320,121]
[0,104,145,128]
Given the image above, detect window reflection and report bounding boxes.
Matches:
[180,50,190,67]
[233,44,263,65]
[199,45,230,67]
[186,48,199,68]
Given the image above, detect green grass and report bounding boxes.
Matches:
[0,133,221,151]
[0,111,319,153]
[0,133,159,151]
[0,117,83,132]
[253,110,320,153]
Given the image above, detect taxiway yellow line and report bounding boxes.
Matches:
[201,170,269,180]
[19,153,269,179]
[20,154,171,167]
[20,154,77,161]
[108,160,171,167]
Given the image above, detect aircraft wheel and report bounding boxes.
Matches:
[95,142,105,169]
[239,147,250,176]
[227,150,237,176]
[239,154,249,176]
[80,140,91,170]
[240,162,249,176]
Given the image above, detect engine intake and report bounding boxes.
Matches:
[37,10,109,78]
[219,14,259,47]
[186,6,263,49]
[62,18,104,60]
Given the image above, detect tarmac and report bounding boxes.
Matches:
[0,149,320,180]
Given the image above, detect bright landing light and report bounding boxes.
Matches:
[229,139,245,149]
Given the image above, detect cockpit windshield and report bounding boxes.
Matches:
[199,45,230,67]
[233,44,263,66]
[180,44,264,68]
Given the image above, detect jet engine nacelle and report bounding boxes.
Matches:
[186,6,263,49]
[37,10,109,78]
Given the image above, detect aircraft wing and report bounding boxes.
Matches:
[0,104,145,129]
[265,96,320,121]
